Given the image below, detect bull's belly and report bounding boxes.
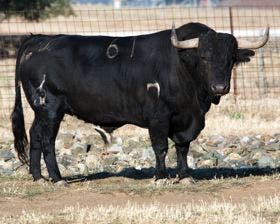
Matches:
[66,95,147,127]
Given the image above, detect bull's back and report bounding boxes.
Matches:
[19,34,166,125]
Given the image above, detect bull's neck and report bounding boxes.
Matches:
[197,86,213,114]
[178,59,212,114]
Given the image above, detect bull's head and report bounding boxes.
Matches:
[171,23,269,97]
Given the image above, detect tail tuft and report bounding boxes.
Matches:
[11,84,28,164]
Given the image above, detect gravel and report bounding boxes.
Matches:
[0,132,279,177]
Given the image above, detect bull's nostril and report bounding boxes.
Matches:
[223,85,229,92]
[211,84,228,93]
[211,84,217,92]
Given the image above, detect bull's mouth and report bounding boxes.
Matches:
[213,90,230,97]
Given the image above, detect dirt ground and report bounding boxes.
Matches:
[0,175,279,217]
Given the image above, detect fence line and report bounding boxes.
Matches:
[0,6,279,118]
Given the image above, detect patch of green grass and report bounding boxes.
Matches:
[227,111,244,120]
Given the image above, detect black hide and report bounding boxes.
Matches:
[11,23,256,182]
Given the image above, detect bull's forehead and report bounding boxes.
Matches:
[198,32,237,60]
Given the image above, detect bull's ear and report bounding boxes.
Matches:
[236,49,255,64]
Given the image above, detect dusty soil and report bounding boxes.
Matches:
[0,175,279,217]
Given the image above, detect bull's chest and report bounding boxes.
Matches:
[170,107,206,141]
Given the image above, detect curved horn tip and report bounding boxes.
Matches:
[171,21,177,41]
[264,26,270,36]
[172,21,175,29]
[260,26,270,46]
[237,26,270,49]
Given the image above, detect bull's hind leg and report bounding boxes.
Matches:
[30,100,65,183]
[29,118,44,180]
[41,112,64,183]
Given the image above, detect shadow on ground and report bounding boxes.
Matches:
[64,166,280,183]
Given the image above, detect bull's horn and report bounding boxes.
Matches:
[237,27,269,49]
[171,22,199,49]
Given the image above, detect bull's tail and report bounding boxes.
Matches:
[11,44,29,164]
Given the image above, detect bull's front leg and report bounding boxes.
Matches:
[170,132,192,180]
[148,122,169,180]
[175,143,191,179]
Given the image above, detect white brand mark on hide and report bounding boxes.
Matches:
[147,81,160,98]
[38,74,46,105]
[38,74,46,90]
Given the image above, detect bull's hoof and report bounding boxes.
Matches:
[54,180,69,187]
[154,171,170,181]
[172,176,196,185]
[152,178,173,187]
[36,177,49,185]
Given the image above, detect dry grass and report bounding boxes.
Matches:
[0,173,279,223]
[202,97,280,136]
[0,175,56,198]
[0,173,279,198]
[1,195,280,224]
[72,174,280,196]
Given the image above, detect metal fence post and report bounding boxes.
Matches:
[258,47,268,96]
[229,6,238,97]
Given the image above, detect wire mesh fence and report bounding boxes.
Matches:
[0,6,279,119]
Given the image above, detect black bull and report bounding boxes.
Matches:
[11,22,269,183]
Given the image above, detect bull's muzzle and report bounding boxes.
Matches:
[211,83,229,95]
